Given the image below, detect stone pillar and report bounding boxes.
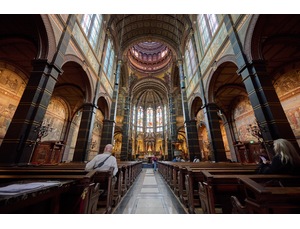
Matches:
[168,92,177,160]
[177,60,201,160]
[203,103,227,162]
[0,14,77,165]
[0,60,61,164]
[99,60,122,153]
[167,139,173,161]
[121,95,130,161]
[224,15,299,154]
[73,103,97,162]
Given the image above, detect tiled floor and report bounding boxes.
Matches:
[113,168,187,214]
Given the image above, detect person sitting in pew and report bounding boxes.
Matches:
[172,156,178,162]
[85,144,118,177]
[258,139,300,174]
[193,156,200,163]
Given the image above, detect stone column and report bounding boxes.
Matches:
[0,15,77,164]
[224,14,299,154]
[168,92,177,161]
[73,103,97,162]
[120,95,130,161]
[203,103,227,162]
[177,60,201,160]
[0,60,61,164]
[99,60,122,153]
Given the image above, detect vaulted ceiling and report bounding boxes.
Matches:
[107,14,194,108]
[107,14,193,56]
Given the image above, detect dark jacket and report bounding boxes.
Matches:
[258,154,293,174]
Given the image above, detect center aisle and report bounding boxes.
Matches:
[113,168,187,214]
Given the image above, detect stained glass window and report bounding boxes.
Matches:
[81,14,102,50]
[137,106,143,132]
[156,106,163,132]
[197,14,219,51]
[103,39,115,79]
[146,107,154,133]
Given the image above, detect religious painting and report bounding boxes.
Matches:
[0,68,26,145]
[274,70,300,145]
[232,96,257,142]
[41,97,68,142]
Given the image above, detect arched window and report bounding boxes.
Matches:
[103,39,115,79]
[184,39,199,81]
[132,106,136,125]
[137,106,143,132]
[156,106,163,132]
[197,14,219,51]
[81,14,102,50]
[146,107,154,133]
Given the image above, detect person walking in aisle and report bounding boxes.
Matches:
[152,155,158,172]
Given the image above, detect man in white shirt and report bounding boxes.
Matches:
[85,144,118,176]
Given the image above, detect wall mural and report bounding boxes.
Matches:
[88,109,104,160]
[233,95,256,142]
[274,70,300,145]
[196,109,210,160]
[0,68,26,145]
[30,97,68,164]
[64,110,82,162]
[220,121,230,159]
[113,132,122,160]
[42,97,68,142]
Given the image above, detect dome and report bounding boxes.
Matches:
[127,41,172,75]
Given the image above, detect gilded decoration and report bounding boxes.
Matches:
[232,96,256,142]
[0,68,26,144]
[274,70,300,141]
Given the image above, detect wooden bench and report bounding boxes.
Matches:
[0,161,142,214]
[0,169,100,214]
[185,167,257,214]
[199,171,300,214]
[231,176,300,214]
[93,167,115,214]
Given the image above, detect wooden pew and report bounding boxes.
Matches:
[169,163,257,210]
[0,161,142,214]
[199,171,300,214]
[0,169,100,214]
[113,165,123,206]
[93,167,115,214]
[185,167,257,214]
[117,161,142,197]
[158,161,257,190]
[232,176,300,214]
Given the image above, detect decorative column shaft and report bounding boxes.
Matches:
[203,103,227,162]
[168,93,177,161]
[177,60,201,161]
[0,15,76,164]
[224,14,299,153]
[120,95,130,161]
[73,103,97,162]
[99,60,122,153]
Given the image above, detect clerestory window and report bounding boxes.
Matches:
[81,14,102,50]
[197,14,219,51]
[103,39,115,79]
